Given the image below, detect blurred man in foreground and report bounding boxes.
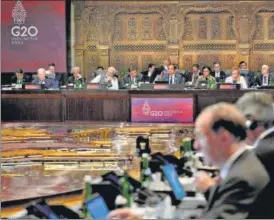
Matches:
[236,92,274,218]
[108,103,270,219]
[194,103,269,218]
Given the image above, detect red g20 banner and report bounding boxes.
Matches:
[131,97,194,123]
[1,1,66,72]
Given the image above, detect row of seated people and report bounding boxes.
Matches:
[10,61,274,90]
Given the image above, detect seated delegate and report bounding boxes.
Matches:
[67,66,86,86]
[154,64,184,84]
[196,65,216,87]
[121,67,143,89]
[32,68,57,89]
[225,67,248,89]
[91,66,120,90]
[252,64,274,87]
[11,68,30,85]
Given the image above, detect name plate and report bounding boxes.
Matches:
[25,84,41,90]
[218,83,240,89]
[131,97,194,123]
[86,83,104,90]
[153,84,169,90]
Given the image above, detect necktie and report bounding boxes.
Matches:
[263,76,267,85]
[169,76,173,84]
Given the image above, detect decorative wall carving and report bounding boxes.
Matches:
[88,56,97,74]
[142,17,152,40]
[182,16,192,40]
[113,44,166,52]
[87,45,97,52]
[182,55,193,70]
[254,43,274,51]
[128,17,138,40]
[83,7,99,41]
[227,16,236,40]
[198,17,207,40]
[211,16,221,40]
[128,56,138,69]
[73,1,274,74]
[183,44,236,51]
[156,17,166,40]
[113,18,123,41]
[269,15,274,39]
[254,15,263,40]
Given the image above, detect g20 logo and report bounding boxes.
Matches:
[11,26,38,37]
[150,111,164,117]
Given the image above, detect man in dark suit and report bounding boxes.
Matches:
[32,68,57,89]
[184,64,201,84]
[47,63,64,87]
[159,64,184,84]
[236,92,274,218]
[11,68,30,84]
[67,66,86,84]
[141,63,158,83]
[194,103,270,219]
[121,67,143,88]
[211,61,226,83]
[238,61,255,87]
[252,64,274,87]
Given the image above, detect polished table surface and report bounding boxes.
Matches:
[2,88,273,122]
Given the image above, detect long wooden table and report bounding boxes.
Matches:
[2,89,273,122]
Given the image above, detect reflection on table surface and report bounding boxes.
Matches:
[1,122,194,202]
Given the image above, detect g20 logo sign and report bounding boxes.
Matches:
[11,26,38,37]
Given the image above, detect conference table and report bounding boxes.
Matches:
[2,89,273,122]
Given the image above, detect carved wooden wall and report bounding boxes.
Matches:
[72,1,274,77]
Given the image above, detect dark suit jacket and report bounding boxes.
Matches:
[183,71,199,84]
[11,75,30,84]
[67,75,86,84]
[211,71,226,83]
[141,70,158,83]
[162,73,184,84]
[252,128,274,218]
[121,74,143,88]
[32,78,57,89]
[203,149,270,219]
[252,73,274,87]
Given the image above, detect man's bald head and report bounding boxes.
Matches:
[195,103,246,166]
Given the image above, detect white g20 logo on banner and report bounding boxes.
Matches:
[11,26,38,37]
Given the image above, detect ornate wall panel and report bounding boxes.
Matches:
[72,1,274,75]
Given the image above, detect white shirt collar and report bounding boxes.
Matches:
[220,144,248,180]
[253,126,274,148]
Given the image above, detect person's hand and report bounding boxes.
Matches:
[194,171,217,193]
[108,208,142,219]
[105,76,111,83]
